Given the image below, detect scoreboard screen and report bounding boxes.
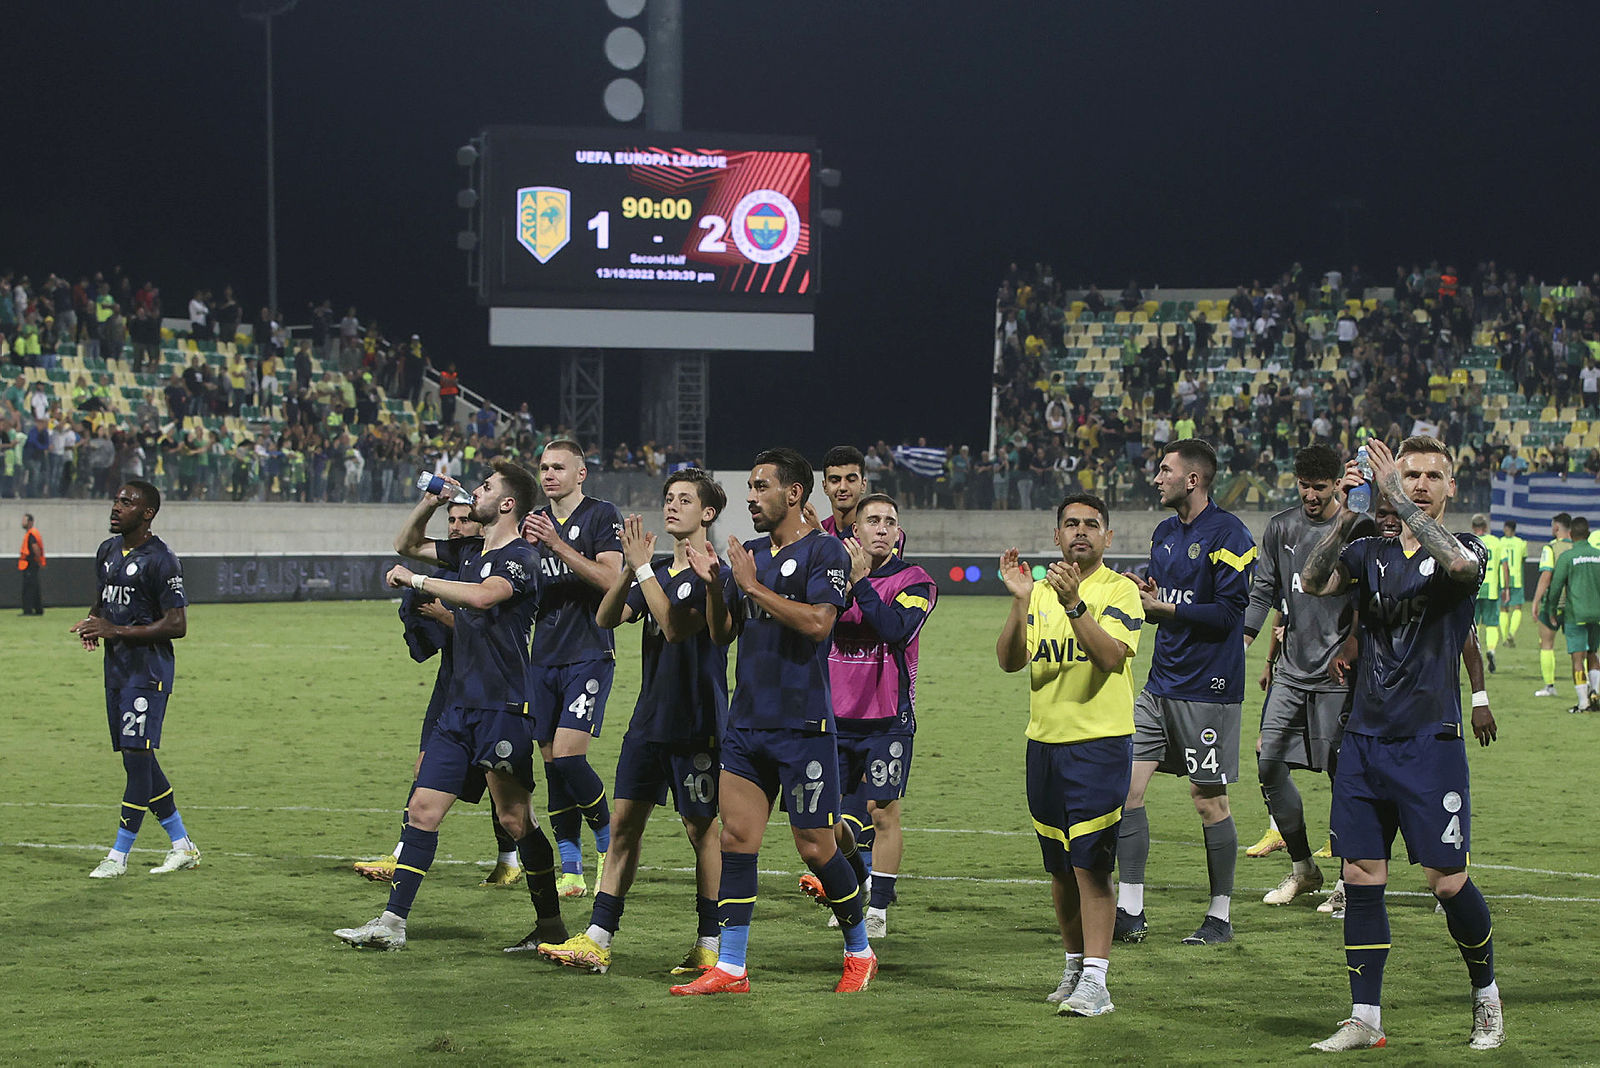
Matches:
[483,126,817,315]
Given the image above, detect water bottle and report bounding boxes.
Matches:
[1346,445,1372,513]
[416,470,473,505]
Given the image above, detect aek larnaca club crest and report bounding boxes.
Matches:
[517,186,570,264]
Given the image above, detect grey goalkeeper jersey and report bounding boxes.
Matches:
[1243,504,1374,690]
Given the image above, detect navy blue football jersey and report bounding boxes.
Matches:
[94,535,187,691]
[530,496,624,666]
[728,532,851,732]
[622,562,736,745]
[435,536,541,711]
[1340,532,1487,738]
[1144,501,1257,703]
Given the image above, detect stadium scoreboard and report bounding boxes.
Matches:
[478,126,817,351]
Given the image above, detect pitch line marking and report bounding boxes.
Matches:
[7,802,1597,881]
[8,841,1600,904]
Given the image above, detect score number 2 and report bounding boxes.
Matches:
[586,210,729,253]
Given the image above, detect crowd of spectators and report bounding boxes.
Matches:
[0,264,718,504]
[13,257,1600,513]
[992,260,1600,513]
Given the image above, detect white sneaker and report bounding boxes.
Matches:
[89,857,127,879]
[1059,974,1115,1017]
[1533,684,1560,697]
[1264,866,1324,905]
[1311,1018,1386,1051]
[150,847,201,874]
[1046,967,1082,1005]
[1470,998,1505,1050]
[1318,885,1346,916]
[334,915,407,950]
[865,909,887,939]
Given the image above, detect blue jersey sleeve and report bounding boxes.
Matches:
[153,549,188,614]
[592,502,624,556]
[489,541,538,599]
[849,578,935,649]
[1173,519,1255,635]
[1340,537,1370,598]
[807,536,850,611]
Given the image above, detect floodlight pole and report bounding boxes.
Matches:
[243,0,298,324]
[264,11,278,319]
[645,0,682,133]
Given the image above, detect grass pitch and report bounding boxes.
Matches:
[2,598,1596,1064]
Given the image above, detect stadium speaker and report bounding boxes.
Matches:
[456,144,479,167]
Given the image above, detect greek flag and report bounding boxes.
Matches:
[893,445,947,479]
[1491,474,1600,547]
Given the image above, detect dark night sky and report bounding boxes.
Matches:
[7,1,1598,464]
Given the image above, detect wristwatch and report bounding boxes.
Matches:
[1064,600,1088,619]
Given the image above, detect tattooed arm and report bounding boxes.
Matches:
[1300,508,1363,597]
[1368,439,1480,586]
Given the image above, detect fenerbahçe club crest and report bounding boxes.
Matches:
[731,189,801,264]
[517,186,571,264]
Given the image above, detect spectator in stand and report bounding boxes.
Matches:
[1120,279,1143,312]
[991,447,1010,510]
[1228,309,1249,359]
[439,363,461,427]
[214,286,241,345]
[188,290,210,340]
[1083,284,1107,316]
[1581,357,1600,413]
[1335,307,1358,359]
[339,306,361,372]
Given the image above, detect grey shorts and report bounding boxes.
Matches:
[1258,682,1350,773]
[1133,691,1241,786]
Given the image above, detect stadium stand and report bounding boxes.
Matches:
[992,261,1600,513]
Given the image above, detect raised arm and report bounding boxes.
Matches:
[725,536,837,644]
[395,485,454,563]
[1368,439,1480,586]
[996,548,1034,673]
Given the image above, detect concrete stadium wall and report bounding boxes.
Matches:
[3,496,1483,559]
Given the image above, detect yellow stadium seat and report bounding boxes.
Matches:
[1566,433,1582,449]
[1143,301,1159,317]
[1540,406,1558,422]
[1450,369,1469,385]
[1114,311,1132,324]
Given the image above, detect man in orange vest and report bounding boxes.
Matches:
[19,512,45,615]
[439,363,461,427]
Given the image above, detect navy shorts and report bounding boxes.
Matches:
[837,730,914,804]
[720,722,841,830]
[530,659,615,743]
[1330,731,1471,870]
[106,688,168,751]
[612,733,720,822]
[416,706,538,797]
[1026,736,1133,874]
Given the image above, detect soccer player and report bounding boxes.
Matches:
[1243,445,1373,906]
[71,481,200,878]
[1116,439,1256,945]
[354,502,524,887]
[998,492,1143,1018]
[1470,514,1505,672]
[335,461,566,952]
[820,493,938,937]
[669,448,876,995]
[1532,513,1575,699]
[819,445,906,555]
[522,439,625,897]
[1301,436,1503,1052]
[539,470,734,974]
[1499,519,1528,646]
[1544,516,1600,715]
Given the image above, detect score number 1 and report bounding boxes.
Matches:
[586,210,730,253]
